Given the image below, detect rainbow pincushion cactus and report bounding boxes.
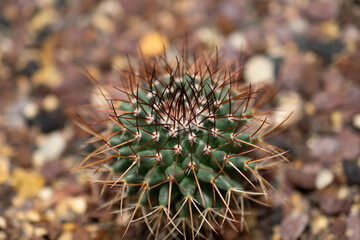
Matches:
[78,52,286,239]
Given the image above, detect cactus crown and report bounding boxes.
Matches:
[77,52,287,239]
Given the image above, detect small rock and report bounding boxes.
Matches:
[38,187,54,202]
[58,231,73,240]
[305,1,339,21]
[63,222,78,232]
[320,195,352,215]
[286,168,316,190]
[34,227,47,237]
[227,31,247,51]
[41,161,67,182]
[23,101,39,120]
[29,8,58,32]
[68,196,87,215]
[195,27,223,48]
[312,92,343,112]
[274,91,303,127]
[308,39,345,62]
[311,215,328,235]
[288,16,309,35]
[98,0,124,19]
[0,158,9,184]
[91,13,115,34]
[353,114,360,130]
[32,107,66,133]
[139,31,169,57]
[23,222,35,238]
[331,110,343,132]
[320,20,340,40]
[280,211,308,240]
[308,137,341,163]
[12,169,45,198]
[331,218,347,240]
[245,55,275,84]
[340,129,360,160]
[73,227,91,240]
[346,212,360,240]
[33,65,62,89]
[0,232,6,240]
[343,161,360,185]
[33,131,67,166]
[42,94,59,112]
[26,210,41,222]
[0,216,6,229]
[315,169,334,190]
[337,49,360,82]
[278,54,305,90]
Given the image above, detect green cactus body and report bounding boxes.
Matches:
[80,53,286,239]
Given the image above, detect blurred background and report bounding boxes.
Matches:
[0,0,359,239]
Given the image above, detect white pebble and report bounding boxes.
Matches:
[228,31,247,51]
[316,169,334,190]
[245,55,275,84]
[33,131,66,166]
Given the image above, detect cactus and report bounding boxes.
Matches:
[76,52,287,239]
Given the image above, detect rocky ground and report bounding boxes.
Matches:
[0,0,360,239]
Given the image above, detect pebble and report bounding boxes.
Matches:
[245,55,275,84]
[280,211,308,240]
[29,8,58,32]
[32,65,62,89]
[340,129,360,160]
[311,215,328,235]
[34,227,47,237]
[23,222,35,238]
[12,169,45,198]
[353,114,360,130]
[91,13,115,34]
[331,110,342,132]
[320,195,352,215]
[227,31,247,51]
[290,192,305,213]
[139,31,169,57]
[0,217,6,229]
[68,196,87,215]
[195,27,223,48]
[38,187,54,202]
[315,169,334,190]
[0,232,6,240]
[308,39,345,63]
[42,94,59,112]
[58,231,73,240]
[305,1,339,21]
[26,210,41,222]
[286,167,316,190]
[33,131,66,166]
[23,101,39,120]
[274,91,303,127]
[0,158,9,184]
[346,211,360,240]
[41,161,67,182]
[63,222,78,232]
[343,161,360,185]
[98,0,124,19]
[320,20,340,40]
[331,218,346,240]
[308,136,340,163]
[278,54,305,90]
[337,51,360,82]
[288,16,308,35]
